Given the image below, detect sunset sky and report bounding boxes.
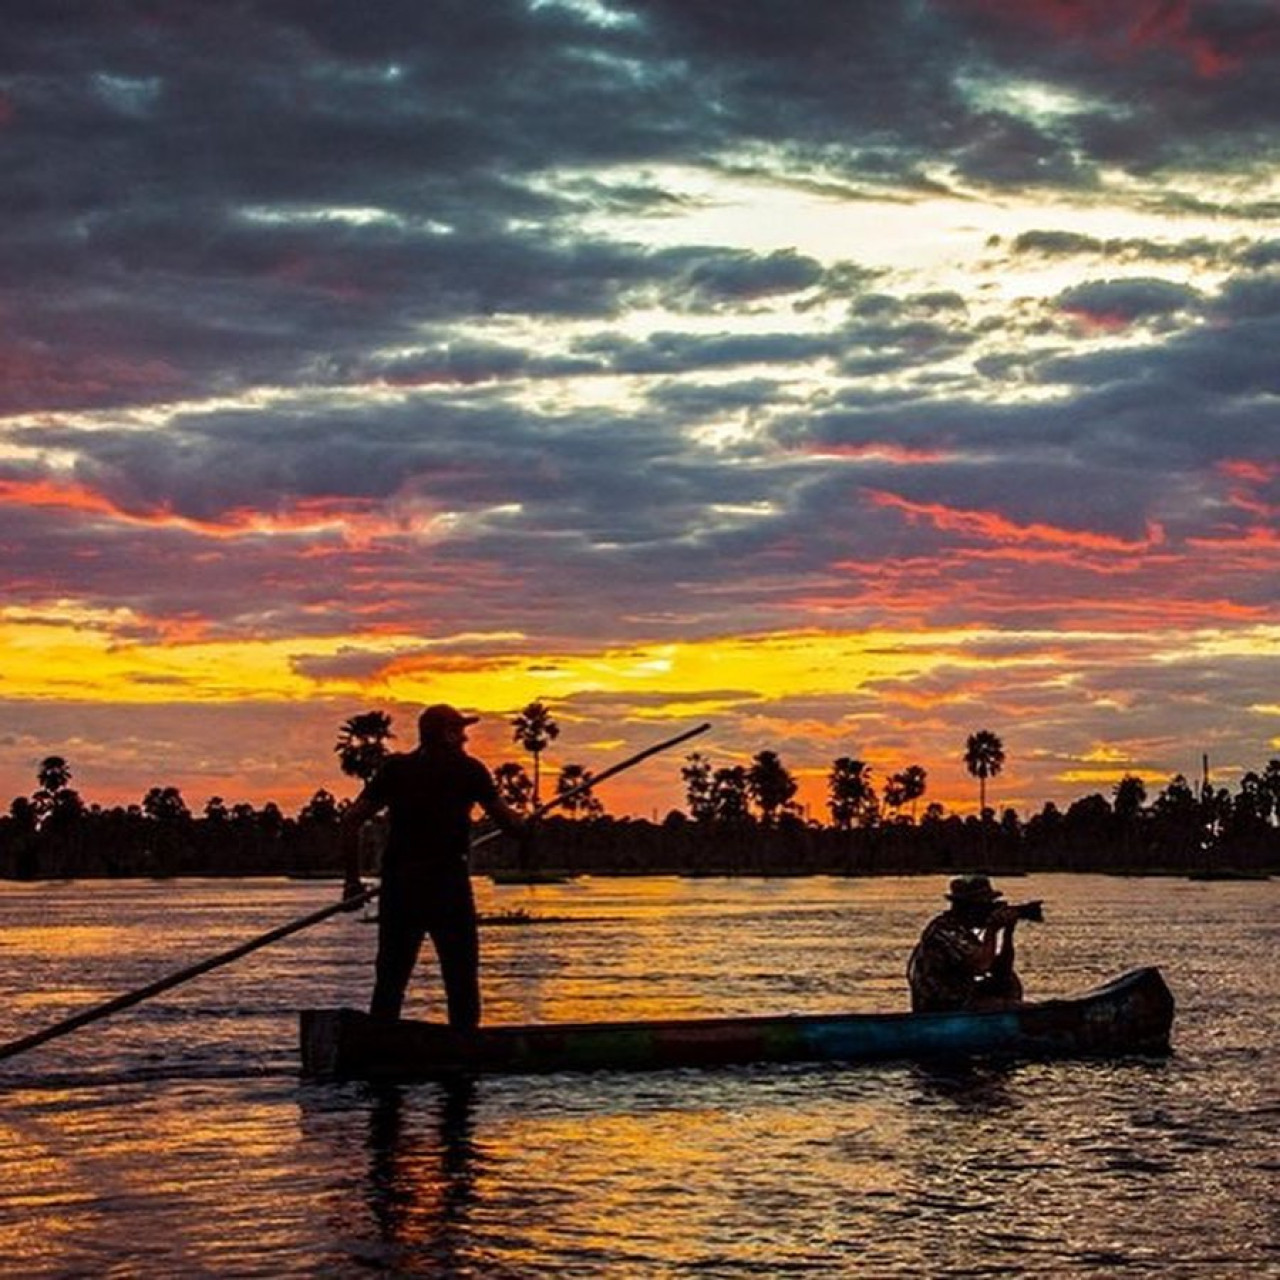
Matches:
[3,1,1278,821]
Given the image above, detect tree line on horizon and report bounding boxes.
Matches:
[3,703,1278,879]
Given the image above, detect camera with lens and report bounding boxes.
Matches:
[986,899,1043,924]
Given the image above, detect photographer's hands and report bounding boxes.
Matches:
[987,903,1021,930]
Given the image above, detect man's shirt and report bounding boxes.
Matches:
[360,746,499,889]
[907,911,986,1013]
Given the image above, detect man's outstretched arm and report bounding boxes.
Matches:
[339,792,379,904]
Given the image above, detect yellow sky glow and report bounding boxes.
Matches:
[0,607,993,709]
[7,607,1278,714]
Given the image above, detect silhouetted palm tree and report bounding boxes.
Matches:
[32,755,74,826]
[747,750,797,825]
[828,757,874,830]
[37,756,72,794]
[710,765,751,825]
[494,761,534,813]
[964,730,1005,818]
[884,765,926,822]
[1261,759,1280,826]
[335,711,394,783]
[899,764,927,821]
[142,785,190,823]
[511,700,559,806]
[556,764,603,818]
[298,789,340,825]
[1113,774,1147,821]
[681,752,715,823]
[1113,773,1147,861]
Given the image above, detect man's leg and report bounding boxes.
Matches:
[430,909,481,1031]
[371,908,425,1021]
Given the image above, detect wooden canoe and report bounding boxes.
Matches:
[299,967,1174,1080]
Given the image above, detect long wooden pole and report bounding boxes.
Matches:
[472,719,711,850]
[0,893,374,1064]
[0,721,710,1064]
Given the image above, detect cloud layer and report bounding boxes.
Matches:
[2,1,1278,815]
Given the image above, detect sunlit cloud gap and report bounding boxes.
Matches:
[562,161,1268,273]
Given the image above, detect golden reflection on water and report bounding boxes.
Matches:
[0,1113,84,1260]
[0,1083,338,1274]
[302,1065,926,1277]
[361,1081,481,1271]
[2,924,135,955]
[8,986,118,1014]
[473,875,918,1029]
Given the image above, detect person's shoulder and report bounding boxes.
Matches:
[461,753,496,782]
[378,750,419,775]
[921,910,964,941]
[368,751,419,787]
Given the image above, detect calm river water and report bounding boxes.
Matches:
[0,874,1276,1277]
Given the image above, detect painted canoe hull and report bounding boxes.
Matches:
[299,966,1174,1080]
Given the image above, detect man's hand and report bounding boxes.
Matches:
[340,878,366,910]
[987,903,1021,930]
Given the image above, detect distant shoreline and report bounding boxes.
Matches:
[1,867,1272,884]
[4,808,1277,882]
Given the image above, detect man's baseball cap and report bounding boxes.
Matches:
[418,703,480,736]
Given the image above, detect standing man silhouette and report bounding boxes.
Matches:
[341,704,525,1028]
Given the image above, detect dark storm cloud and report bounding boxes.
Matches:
[6,243,1272,648]
[0,0,702,412]
[760,260,1279,583]
[1054,277,1202,322]
[4,378,836,640]
[628,0,1280,191]
[0,0,698,198]
[1036,279,1280,409]
[586,328,837,375]
[0,217,669,414]
[669,249,827,307]
[934,0,1280,179]
[3,0,1276,430]
[18,397,636,522]
[1008,231,1248,267]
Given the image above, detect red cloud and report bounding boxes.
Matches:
[866,489,1165,552]
[0,476,123,519]
[1214,458,1280,523]
[0,475,393,543]
[941,0,1245,78]
[1217,459,1277,485]
[1061,307,1134,334]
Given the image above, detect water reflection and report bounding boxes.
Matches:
[907,1059,1022,1115]
[363,1078,481,1273]
[4,877,1277,1275]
